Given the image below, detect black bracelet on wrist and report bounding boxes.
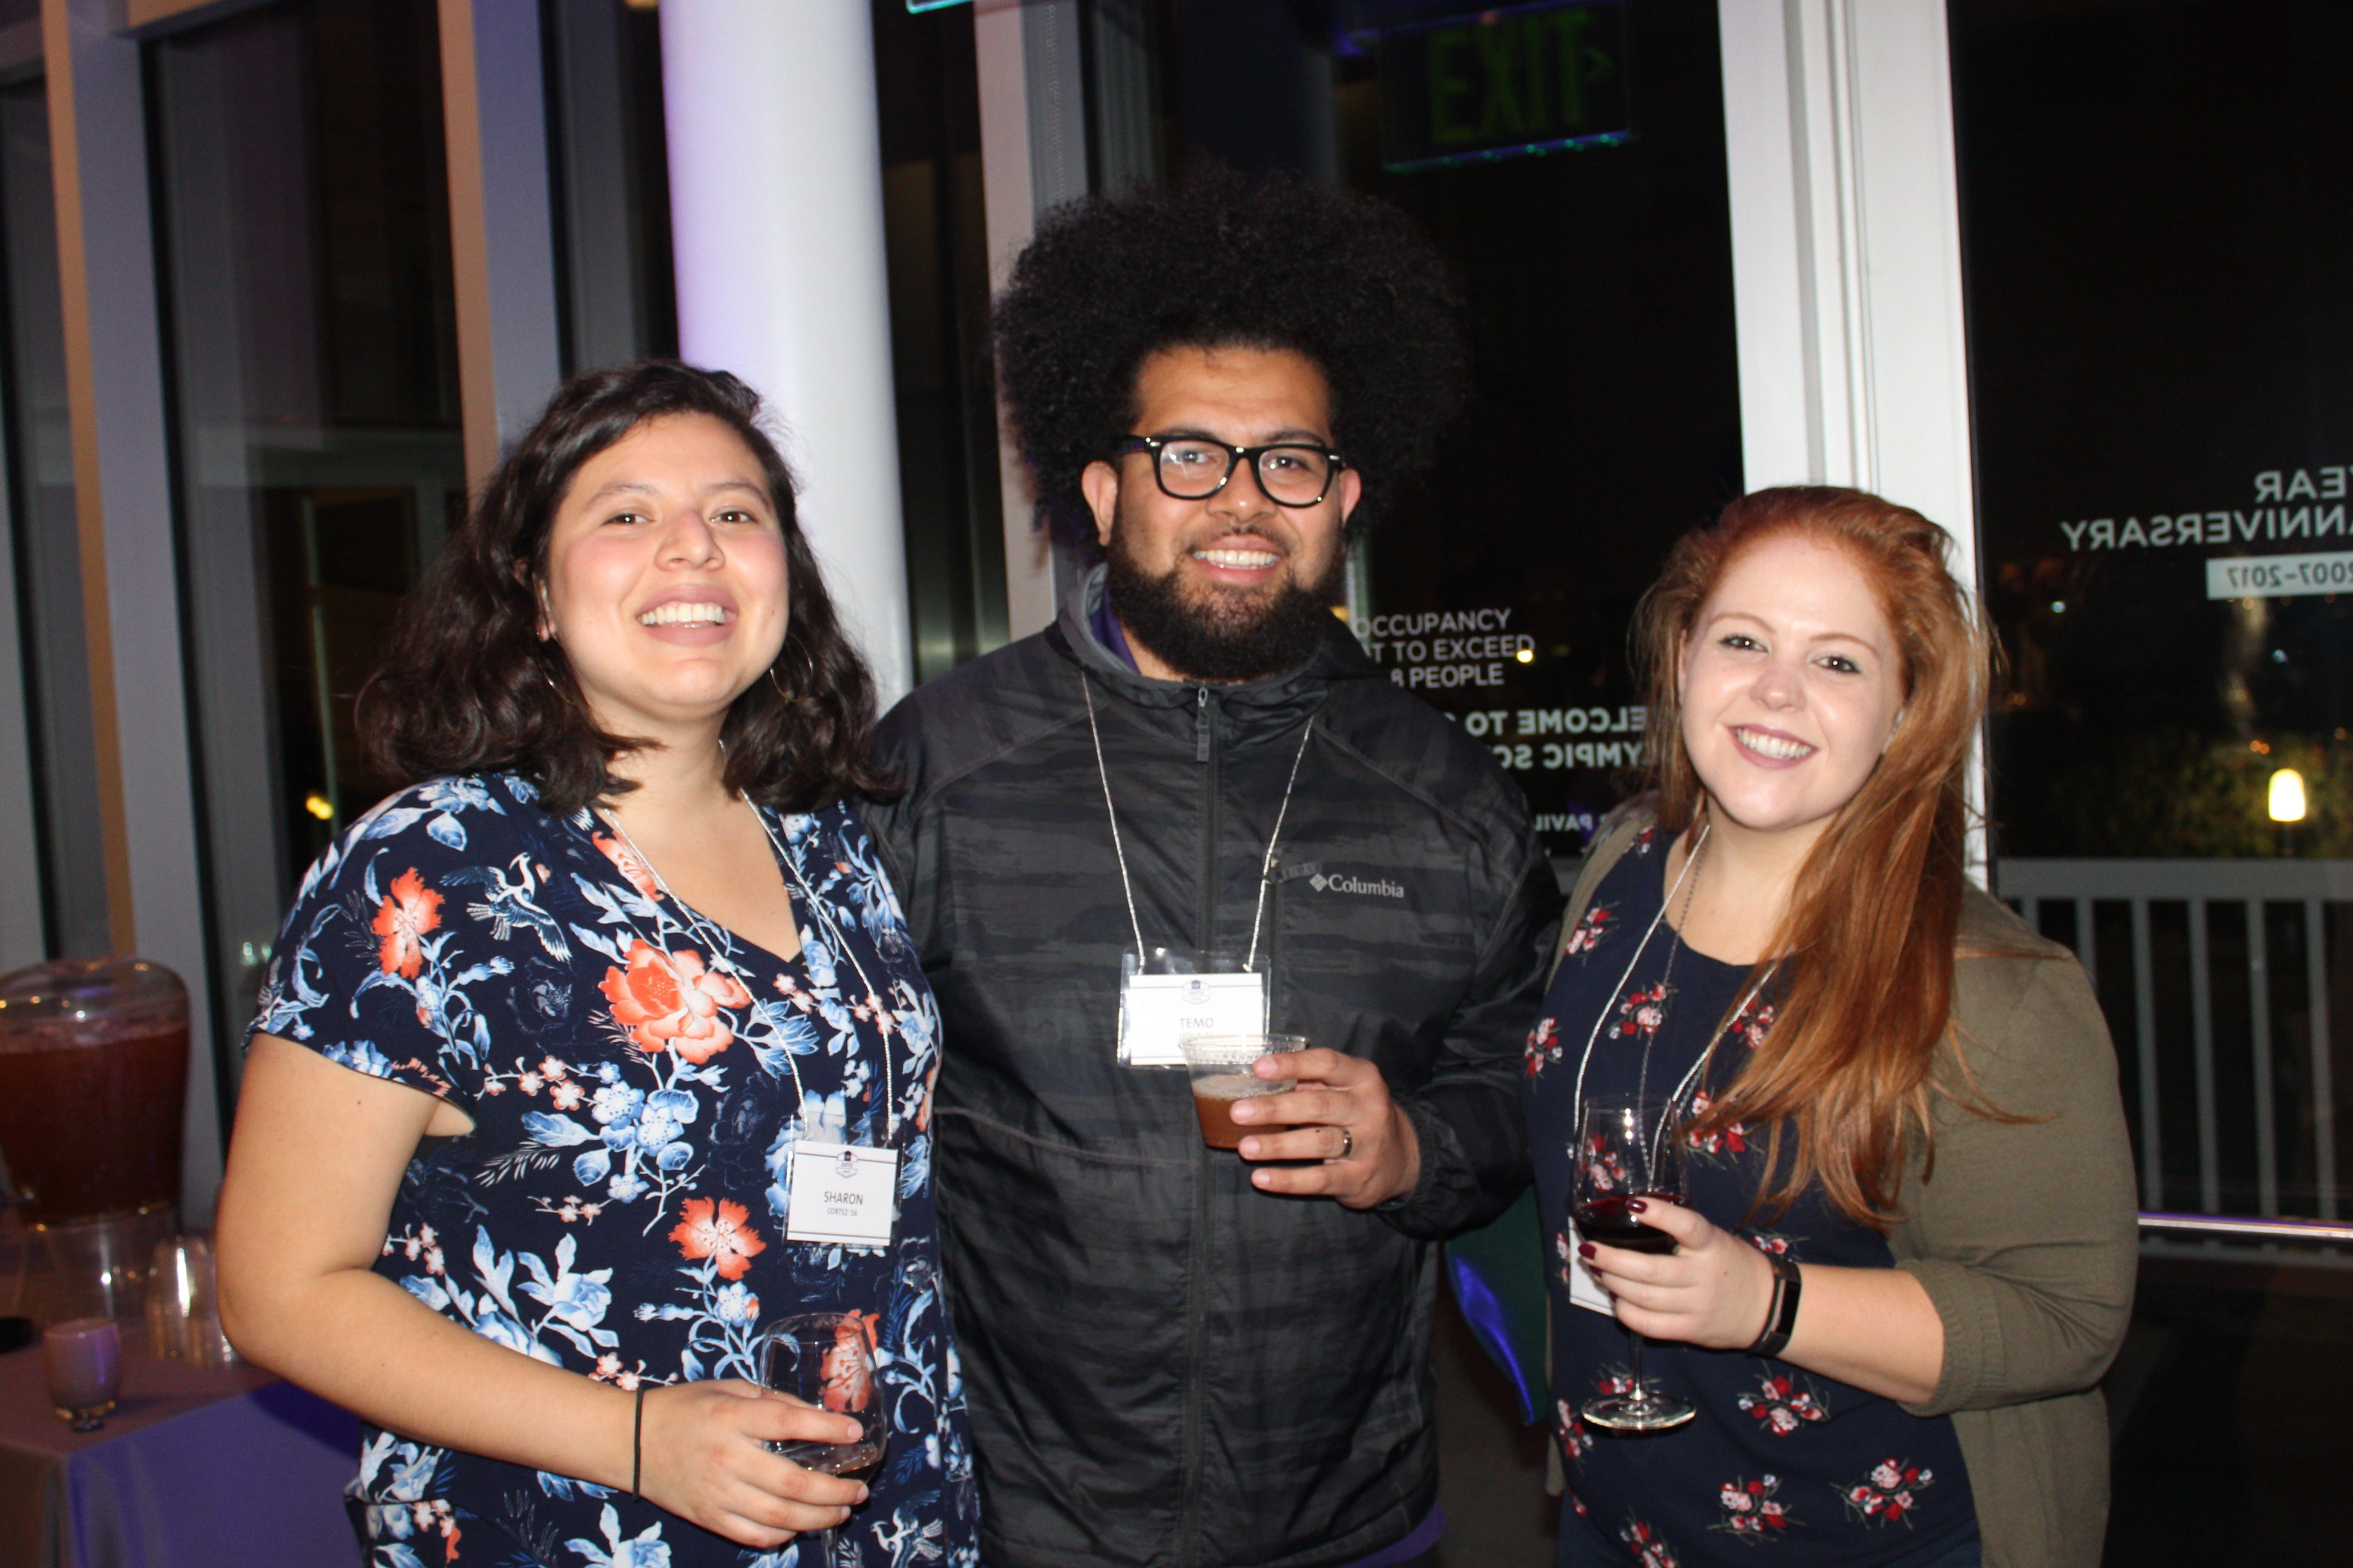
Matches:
[631,1383,646,1497]
[1746,1251,1803,1358]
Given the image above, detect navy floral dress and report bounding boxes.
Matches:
[1523,828,1976,1568]
[251,772,980,1568]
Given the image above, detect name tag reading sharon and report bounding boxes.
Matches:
[784,1142,899,1247]
[1119,970,1268,1068]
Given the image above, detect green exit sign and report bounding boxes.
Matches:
[1376,1,1630,173]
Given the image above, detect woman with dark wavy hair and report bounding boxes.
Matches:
[216,363,980,1566]
[1524,488,2136,1568]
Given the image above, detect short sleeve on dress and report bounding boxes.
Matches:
[247,776,535,1111]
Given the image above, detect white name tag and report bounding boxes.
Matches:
[1568,1252,1616,1316]
[1118,970,1268,1067]
[784,1142,898,1247]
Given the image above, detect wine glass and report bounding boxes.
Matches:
[1572,1095,1696,1432]
[758,1311,887,1562]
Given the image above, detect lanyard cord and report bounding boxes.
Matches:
[1569,822,1706,1137]
[1082,676,1149,964]
[1568,820,1781,1153]
[1081,670,1315,974]
[1245,719,1316,973]
[750,804,898,1146]
[602,801,897,1146]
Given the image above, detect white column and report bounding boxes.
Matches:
[1718,0,1983,878]
[661,0,912,706]
[1716,0,1976,586]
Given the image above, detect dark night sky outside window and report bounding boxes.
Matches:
[1957,0,2353,859]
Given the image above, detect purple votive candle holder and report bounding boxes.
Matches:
[43,1317,121,1431]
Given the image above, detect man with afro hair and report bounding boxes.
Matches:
[864,169,1561,1568]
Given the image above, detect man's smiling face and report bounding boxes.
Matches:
[1080,344,1362,683]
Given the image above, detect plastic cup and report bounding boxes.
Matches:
[1179,1033,1307,1150]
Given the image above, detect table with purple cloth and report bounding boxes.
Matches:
[0,1338,360,1568]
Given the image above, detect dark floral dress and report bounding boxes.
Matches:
[1523,829,1976,1568]
[251,772,980,1568]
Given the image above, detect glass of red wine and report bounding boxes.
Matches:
[758,1311,887,1561]
[1572,1095,1696,1432]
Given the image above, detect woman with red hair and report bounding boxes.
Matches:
[1525,488,2136,1568]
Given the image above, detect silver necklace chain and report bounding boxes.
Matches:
[1081,671,1315,974]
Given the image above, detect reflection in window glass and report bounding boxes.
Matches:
[1955,3,2353,1555]
[0,78,106,959]
[873,0,1007,683]
[1962,0,2353,861]
[543,0,678,374]
[1105,0,1742,857]
[150,0,465,1060]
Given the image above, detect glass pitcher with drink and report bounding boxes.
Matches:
[0,958,189,1325]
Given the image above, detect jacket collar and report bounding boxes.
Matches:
[1049,562,1382,727]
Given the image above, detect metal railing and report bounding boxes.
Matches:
[1998,859,2349,1225]
[2138,1212,2353,1245]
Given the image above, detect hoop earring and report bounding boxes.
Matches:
[767,641,819,701]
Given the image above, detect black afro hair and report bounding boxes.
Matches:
[992,167,1468,548]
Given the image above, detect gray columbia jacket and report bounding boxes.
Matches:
[863,575,1563,1568]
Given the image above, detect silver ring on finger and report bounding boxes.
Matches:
[1332,1126,1353,1162]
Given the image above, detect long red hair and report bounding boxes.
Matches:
[1639,487,1995,1229]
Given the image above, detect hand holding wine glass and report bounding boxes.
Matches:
[759,1311,887,1561]
[1573,1195,1786,1353]
[1571,1095,1695,1431]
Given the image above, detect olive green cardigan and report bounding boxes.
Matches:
[1560,811,2138,1568]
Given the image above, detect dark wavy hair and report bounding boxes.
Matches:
[993,166,1468,548]
[357,361,887,815]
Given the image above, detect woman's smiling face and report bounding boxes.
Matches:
[1678,532,1906,840]
[539,413,790,741]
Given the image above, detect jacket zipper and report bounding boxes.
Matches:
[1177,684,1217,1565]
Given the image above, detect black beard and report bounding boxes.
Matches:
[1104,528,1340,683]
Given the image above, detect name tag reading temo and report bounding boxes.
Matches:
[784,1142,899,1247]
[1118,971,1268,1068]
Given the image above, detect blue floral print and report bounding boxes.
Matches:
[253,773,978,1566]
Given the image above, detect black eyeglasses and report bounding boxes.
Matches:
[1113,435,1346,507]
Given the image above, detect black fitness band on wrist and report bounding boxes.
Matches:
[1747,1251,1802,1358]
[631,1384,646,1497]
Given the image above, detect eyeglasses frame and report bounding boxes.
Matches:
[1112,434,1348,508]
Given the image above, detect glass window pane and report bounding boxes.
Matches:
[0,77,107,960]
[874,0,1008,684]
[150,0,466,1071]
[544,0,678,373]
[1956,0,2353,1551]
[1073,0,1742,858]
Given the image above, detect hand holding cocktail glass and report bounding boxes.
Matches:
[1179,1034,1423,1208]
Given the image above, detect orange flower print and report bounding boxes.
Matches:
[671,1195,767,1280]
[599,940,753,1064]
[593,832,660,900]
[820,1311,879,1414]
[372,869,443,977]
